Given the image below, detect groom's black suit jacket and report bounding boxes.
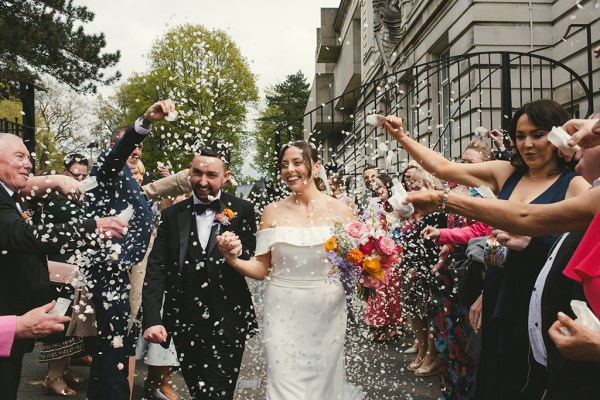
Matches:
[142,192,258,345]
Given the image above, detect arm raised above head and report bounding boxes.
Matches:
[383,116,513,193]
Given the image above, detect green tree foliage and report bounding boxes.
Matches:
[0,98,63,171]
[112,24,258,177]
[0,0,120,97]
[252,71,310,178]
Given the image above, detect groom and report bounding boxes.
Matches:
[142,141,257,400]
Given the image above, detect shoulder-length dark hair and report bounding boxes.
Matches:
[508,99,575,171]
[376,173,394,198]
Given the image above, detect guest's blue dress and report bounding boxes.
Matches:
[476,169,578,400]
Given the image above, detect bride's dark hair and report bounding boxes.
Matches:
[278,140,324,189]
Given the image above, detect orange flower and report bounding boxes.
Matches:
[324,237,338,252]
[223,208,235,220]
[346,249,364,264]
[362,256,382,277]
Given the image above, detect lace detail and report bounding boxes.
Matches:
[255,226,331,256]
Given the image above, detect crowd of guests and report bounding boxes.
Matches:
[1,93,600,400]
[342,98,600,400]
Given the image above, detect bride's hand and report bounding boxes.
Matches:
[217,231,242,263]
[382,116,408,143]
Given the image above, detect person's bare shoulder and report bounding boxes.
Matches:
[322,194,354,222]
[260,198,290,229]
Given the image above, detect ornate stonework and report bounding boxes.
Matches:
[373,0,412,71]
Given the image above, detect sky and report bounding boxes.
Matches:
[84,0,341,99]
[83,0,341,175]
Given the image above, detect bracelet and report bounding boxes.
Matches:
[438,186,450,212]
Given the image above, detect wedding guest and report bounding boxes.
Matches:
[384,100,589,399]
[397,166,446,377]
[0,302,70,357]
[364,174,404,342]
[0,133,128,400]
[81,100,174,400]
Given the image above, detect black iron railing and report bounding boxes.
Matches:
[276,50,593,188]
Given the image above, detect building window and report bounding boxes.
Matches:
[440,49,452,159]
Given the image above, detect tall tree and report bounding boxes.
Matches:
[112,24,258,176]
[36,77,95,155]
[0,0,120,97]
[252,71,310,178]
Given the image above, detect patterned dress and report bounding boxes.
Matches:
[431,201,479,400]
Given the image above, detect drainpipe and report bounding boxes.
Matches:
[529,0,533,51]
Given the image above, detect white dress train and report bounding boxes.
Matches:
[256,226,365,400]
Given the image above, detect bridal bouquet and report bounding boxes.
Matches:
[325,198,402,302]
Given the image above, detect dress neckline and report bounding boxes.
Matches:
[259,225,331,232]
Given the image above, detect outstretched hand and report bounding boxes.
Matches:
[562,118,600,150]
[405,190,443,215]
[15,301,71,340]
[382,116,408,143]
[492,229,531,251]
[144,100,175,123]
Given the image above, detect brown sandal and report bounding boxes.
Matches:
[41,376,77,397]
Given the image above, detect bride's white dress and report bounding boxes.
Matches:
[256,226,365,400]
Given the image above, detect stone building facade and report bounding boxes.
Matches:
[302,0,600,182]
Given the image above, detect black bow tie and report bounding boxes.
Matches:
[194,200,220,215]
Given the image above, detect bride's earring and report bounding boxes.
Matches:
[313,171,319,179]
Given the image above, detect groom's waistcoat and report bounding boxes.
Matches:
[180,216,216,325]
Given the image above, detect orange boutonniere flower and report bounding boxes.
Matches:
[345,249,364,265]
[324,237,338,252]
[21,210,33,223]
[215,208,235,226]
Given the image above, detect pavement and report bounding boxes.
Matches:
[18,289,441,399]
[18,328,440,399]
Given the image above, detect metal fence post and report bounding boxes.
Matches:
[500,53,513,132]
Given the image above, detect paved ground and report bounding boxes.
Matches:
[18,326,440,399]
[18,289,440,399]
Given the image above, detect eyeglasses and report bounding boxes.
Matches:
[66,168,88,180]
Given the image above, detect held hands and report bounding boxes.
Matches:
[14,301,71,340]
[95,217,129,239]
[143,325,168,344]
[548,312,600,362]
[492,229,531,251]
[216,231,242,264]
[143,100,175,123]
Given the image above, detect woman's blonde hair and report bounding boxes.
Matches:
[409,164,443,190]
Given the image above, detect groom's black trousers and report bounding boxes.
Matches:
[173,323,245,400]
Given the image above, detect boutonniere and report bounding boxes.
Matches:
[215,208,235,226]
[21,210,34,224]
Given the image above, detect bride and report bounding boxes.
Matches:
[217,140,365,399]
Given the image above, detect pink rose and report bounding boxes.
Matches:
[377,236,397,256]
[380,254,399,268]
[345,220,369,240]
[359,238,377,254]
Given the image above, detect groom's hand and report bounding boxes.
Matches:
[217,231,242,263]
[144,325,168,343]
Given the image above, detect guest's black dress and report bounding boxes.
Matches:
[476,169,578,400]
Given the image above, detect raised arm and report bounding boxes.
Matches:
[383,116,513,194]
